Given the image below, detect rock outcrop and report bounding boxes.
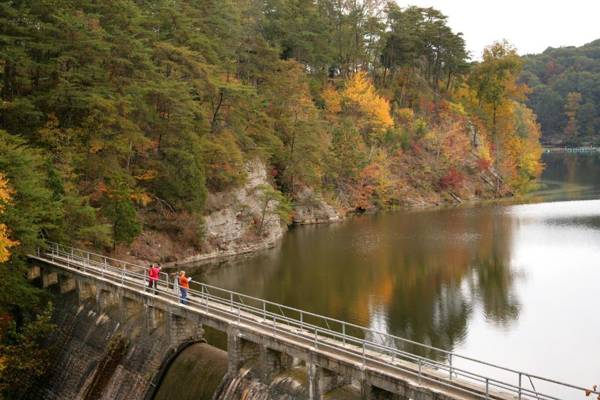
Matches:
[292,187,341,225]
[128,159,287,266]
[174,159,287,265]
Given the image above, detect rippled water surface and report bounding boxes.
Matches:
[196,152,600,394]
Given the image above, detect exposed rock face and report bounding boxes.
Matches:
[292,187,341,225]
[128,159,287,266]
[173,159,286,265]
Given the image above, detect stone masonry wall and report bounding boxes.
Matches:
[26,282,202,400]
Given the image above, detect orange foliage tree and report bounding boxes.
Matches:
[352,150,395,209]
[0,174,18,262]
[461,41,543,192]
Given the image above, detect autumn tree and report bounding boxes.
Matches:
[564,92,583,137]
[0,174,17,263]
[256,184,292,235]
[261,61,328,194]
[507,103,543,189]
[469,41,526,138]
[461,41,542,191]
[334,72,394,145]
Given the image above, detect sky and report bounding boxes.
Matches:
[397,0,600,59]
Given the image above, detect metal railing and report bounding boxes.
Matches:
[32,241,597,400]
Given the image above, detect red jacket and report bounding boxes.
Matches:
[149,266,160,281]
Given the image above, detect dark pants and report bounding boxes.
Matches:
[180,288,188,305]
[148,280,158,295]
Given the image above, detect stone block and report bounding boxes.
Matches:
[28,265,41,280]
[60,277,76,293]
[42,271,58,288]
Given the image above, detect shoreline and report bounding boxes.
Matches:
[162,186,600,269]
[543,146,600,153]
[161,192,516,268]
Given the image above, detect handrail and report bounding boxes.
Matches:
[32,241,599,400]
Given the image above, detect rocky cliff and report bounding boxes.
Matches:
[127,159,288,266]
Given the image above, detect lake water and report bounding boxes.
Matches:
[196,152,600,397]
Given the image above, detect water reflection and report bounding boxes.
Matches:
[194,152,600,388]
[196,204,523,361]
[525,152,600,202]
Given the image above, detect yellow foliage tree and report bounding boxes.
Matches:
[341,72,393,143]
[0,173,18,262]
[395,108,415,126]
[322,85,342,115]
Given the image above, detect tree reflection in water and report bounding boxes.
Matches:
[196,205,522,362]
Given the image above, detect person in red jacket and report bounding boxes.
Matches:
[147,264,161,295]
[179,271,192,305]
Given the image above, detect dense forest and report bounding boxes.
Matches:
[522,39,600,145]
[0,0,542,396]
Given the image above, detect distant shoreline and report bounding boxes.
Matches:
[543,146,600,153]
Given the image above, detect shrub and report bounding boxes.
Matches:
[439,168,464,190]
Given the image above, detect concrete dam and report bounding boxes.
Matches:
[23,242,595,400]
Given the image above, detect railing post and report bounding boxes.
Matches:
[230,292,233,311]
[418,358,422,383]
[485,378,489,398]
[205,286,209,312]
[299,310,303,329]
[362,341,366,367]
[449,353,453,381]
[518,373,522,399]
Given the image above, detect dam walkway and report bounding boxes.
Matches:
[28,241,595,400]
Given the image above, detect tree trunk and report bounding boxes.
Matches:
[210,91,224,133]
[258,199,272,236]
